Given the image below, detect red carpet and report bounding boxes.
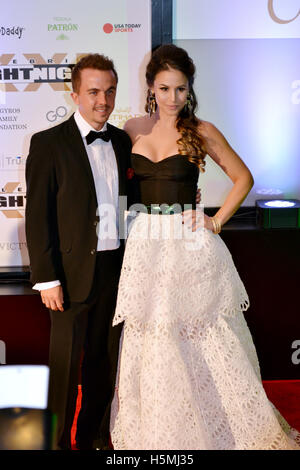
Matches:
[71,381,300,449]
[262,380,300,432]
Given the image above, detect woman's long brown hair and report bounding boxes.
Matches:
[145,44,206,172]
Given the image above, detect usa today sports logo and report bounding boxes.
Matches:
[103,23,142,33]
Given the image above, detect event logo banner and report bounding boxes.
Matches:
[0,0,151,267]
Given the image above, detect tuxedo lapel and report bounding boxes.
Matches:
[65,114,98,204]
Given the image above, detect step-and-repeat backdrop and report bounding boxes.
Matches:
[174,0,300,207]
[0,0,151,267]
[2,1,300,264]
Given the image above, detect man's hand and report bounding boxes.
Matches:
[41,286,64,312]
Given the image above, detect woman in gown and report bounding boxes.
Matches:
[110,44,300,450]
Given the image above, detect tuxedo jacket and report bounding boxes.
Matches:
[25,114,134,303]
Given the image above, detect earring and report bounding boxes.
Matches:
[148,91,157,117]
[185,93,193,114]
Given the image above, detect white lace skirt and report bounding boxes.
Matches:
[110,213,300,450]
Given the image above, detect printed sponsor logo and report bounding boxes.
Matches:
[110,107,142,129]
[0,107,27,131]
[103,23,114,34]
[268,0,300,24]
[0,26,25,39]
[48,16,79,40]
[0,154,25,169]
[0,53,86,92]
[0,182,26,218]
[0,242,27,251]
[46,106,68,122]
[102,22,142,33]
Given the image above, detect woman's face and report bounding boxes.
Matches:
[151,67,189,117]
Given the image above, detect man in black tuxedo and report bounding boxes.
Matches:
[25,54,133,450]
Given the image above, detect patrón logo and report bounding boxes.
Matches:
[48,17,79,40]
[268,0,300,24]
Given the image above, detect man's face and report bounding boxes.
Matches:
[71,68,117,130]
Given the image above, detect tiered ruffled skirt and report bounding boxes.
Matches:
[110,213,300,450]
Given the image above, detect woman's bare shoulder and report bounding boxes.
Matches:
[197,119,230,152]
[197,119,221,139]
[123,115,148,134]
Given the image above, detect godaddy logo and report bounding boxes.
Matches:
[1,26,25,39]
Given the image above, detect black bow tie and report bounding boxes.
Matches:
[86,129,110,145]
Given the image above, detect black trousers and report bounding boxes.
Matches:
[47,247,123,449]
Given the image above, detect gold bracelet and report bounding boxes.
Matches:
[211,217,217,233]
[212,216,222,234]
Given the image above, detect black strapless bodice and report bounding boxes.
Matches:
[131,153,199,209]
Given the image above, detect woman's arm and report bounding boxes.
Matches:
[199,121,254,228]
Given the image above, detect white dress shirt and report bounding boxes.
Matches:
[33,110,120,291]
